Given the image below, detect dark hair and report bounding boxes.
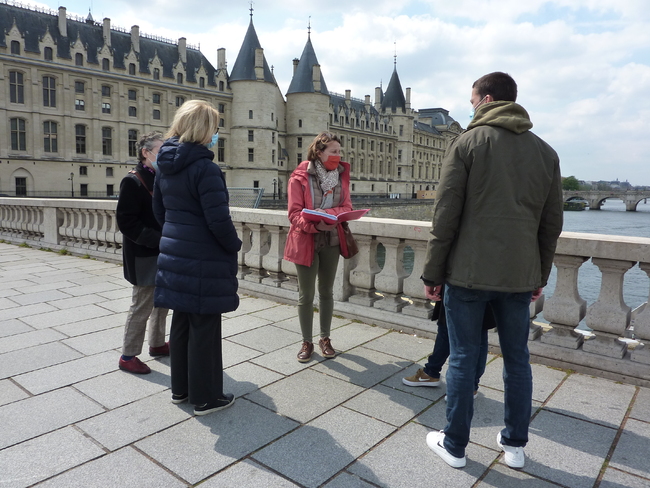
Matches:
[307,131,341,162]
[137,131,164,163]
[472,72,517,102]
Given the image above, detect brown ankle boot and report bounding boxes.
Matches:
[297,341,314,363]
[319,337,336,358]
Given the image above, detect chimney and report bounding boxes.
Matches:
[345,89,351,100]
[130,25,140,53]
[406,87,411,110]
[312,64,321,93]
[58,7,67,37]
[375,87,382,111]
[217,48,226,70]
[178,37,187,63]
[103,18,111,47]
[364,95,371,108]
[292,58,299,75]
[254,48,264,80]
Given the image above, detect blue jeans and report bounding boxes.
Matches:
[443,284,533,458]
[423,321,488,392]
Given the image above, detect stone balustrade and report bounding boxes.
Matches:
[1,198,649,386]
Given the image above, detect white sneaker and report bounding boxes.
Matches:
[497,432,525,468]
[444,391,478,402]
[426,431,466,468]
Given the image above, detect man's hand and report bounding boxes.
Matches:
[316,220,337,231]
[531,287,543,302]
[425,284,442,301]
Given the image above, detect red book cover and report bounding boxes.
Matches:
[301,208,369,223]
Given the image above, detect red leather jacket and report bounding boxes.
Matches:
[283,160,352,266]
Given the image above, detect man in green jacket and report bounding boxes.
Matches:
[422,72,563,469]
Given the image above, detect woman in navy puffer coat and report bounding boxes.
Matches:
[153,100,241,415]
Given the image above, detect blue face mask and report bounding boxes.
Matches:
[206,132,219,149]
[469,95,488,120]
[151,158,159,172]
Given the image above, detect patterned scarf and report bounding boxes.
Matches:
[314,160,340,195]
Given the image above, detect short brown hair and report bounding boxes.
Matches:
[137,131,163,163]
[307,131,341,162]
[472,72,517,102]
[165,99,220,144]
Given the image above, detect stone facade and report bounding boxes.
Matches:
[0,3,462,199]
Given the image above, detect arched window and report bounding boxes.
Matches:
[11,40,20,54]
[10,118,26,151]
[44,47,53,61]
[102,58,110,71]
[153,68,160,80]
[219,80,224,91]
[129,63,136,75]
[199,77,205,88]
[128,130,138,157]
[177,73,183,84]
[75,53,83,66]
[43,121,58,152]
[128,106,137,117]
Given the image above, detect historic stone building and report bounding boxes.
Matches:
[0,2,462,199]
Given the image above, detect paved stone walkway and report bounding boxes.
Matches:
[1,243,649,488]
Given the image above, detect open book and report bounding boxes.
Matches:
[301,208,369,223]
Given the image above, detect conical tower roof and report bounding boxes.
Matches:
[287,36,328,95]
[381,67,406,111]
[230,19,275,83]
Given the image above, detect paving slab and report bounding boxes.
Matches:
[0,378,29,407]
[96,287,133,300]
[0,319,34,338]
[245,368,364,423]
[223,361,284,398]
[323,322,390,352]
[46,293,110,310]
[477,463,561,487]
[0,302,58,322]
[343,383,432,427]
[61,326,124,355]
[0,288,23,299]
[323,472,378,488]
[250,303,299,322]
[225,296,279,317]
[12,281,77,294]
[9,289,72,306]
[0,387,105,449]
[0,328,66,354]
[94,296,132,313]
[36,447,187,488]
[347,422,495,488]
[222,313,272,338]
[53,312,128,337]
[0,342,82,379]
[253,406,395,488]
[362,330,436,362]
[202,459,300,488]
[608,418,650,479]
[13,351,117,394]
[523,409,616,488]
[0,426,105,488]
[74,361,171,409]
[136,398,298,485]
[227,324,303,353]
[543,373,635,428]
[312,346,410,388]
[222,339,264,368]
[629,386,650,423]
[77,390,191,451]
[20,304,114,329]
[250,342,327,375]
[380,362,447,401]
[599,467,650,488]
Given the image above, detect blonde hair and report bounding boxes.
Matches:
[165,99,220,144]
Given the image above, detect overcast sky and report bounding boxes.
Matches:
[29,0,650,185]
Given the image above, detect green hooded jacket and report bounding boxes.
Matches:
[422,101,563,292]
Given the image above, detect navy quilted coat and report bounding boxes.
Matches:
[152,137,242,314]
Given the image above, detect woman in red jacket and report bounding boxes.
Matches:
[283,132,352,362]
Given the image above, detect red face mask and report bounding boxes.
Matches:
[322,155,340,171]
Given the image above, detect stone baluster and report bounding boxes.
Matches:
[262,225,288,287]
[631,262,650,364]
[96,210,107,251]
[233,221,251,280]
[243,223,269,283]
[529,294,545,340]
[61,208,76,247]
[88,209,100,250]
[583,258,635,358]
[401,239,433,319]
[107,209,121,251]
[348,234,381,306]
[541,254,589,349]
[374,237,408,312]
[281,258,299,292]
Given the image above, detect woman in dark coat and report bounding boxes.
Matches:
[153,100,242,416]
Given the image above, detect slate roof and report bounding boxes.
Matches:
[418,108,458,127]
[0,3,219,85]
[330,93,380,123]
[286,36,328,95]
[381,67,406,112]
[229,19,275,83]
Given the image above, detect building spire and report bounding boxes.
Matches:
[249,1,254,19]
[308,16,311,39]
[394,41,397,68]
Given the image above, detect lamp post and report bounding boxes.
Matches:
[68,172,74,198]
[272,178,277,200]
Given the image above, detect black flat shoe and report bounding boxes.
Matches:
[194,394,235,415]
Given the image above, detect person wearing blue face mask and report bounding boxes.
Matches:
[116,131,170,374]
[153,100,241,416]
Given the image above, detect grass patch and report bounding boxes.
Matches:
[58,249,70,255]
[39,247,53,252]
[18,242,30,248]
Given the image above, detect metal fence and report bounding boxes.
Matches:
[227,188,265,208]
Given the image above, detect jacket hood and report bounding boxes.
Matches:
[156,137,214,175]
[467,101,533,134]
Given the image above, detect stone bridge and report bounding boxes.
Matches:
[563,190,650,211]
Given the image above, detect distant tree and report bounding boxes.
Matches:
[562,176,580,191]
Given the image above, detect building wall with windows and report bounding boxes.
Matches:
[0,3,461,200]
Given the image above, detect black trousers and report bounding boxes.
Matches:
[170,311,224,405]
